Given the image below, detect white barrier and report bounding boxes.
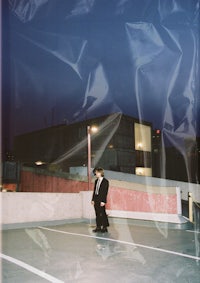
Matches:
[1,193,85,225]
[1,189,186,226]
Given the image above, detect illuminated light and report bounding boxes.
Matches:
[136,167,144,175]
[90,126,98,133]
[136,167,152,177]
[35,161,45,166]
[156,129,160,134]
[137,143,143,149]
[108,144,114,149]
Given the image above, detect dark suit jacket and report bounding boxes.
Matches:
[92,178,109,203]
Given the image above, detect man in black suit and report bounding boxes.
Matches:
[91,167,109,233]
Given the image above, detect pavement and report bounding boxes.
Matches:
[1,218,200,283]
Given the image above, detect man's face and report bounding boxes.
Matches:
[95,171,102,178]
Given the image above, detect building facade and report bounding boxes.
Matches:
[14,113,153,176]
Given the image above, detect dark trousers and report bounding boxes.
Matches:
[94,202,109,228]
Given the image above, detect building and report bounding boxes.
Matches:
[152,129,162,178]
[13,113,153,176]
[152,129,199,183]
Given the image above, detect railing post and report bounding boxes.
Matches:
[188,192,193,223]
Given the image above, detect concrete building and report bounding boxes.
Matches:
[13,113,153,176]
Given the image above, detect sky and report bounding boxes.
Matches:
[2,0,200,153]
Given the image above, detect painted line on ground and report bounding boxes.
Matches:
[0,253,64,283]
[186,230,200,234]
[39,226,200,262]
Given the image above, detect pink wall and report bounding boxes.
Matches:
[20,170,178,214]
[106,187,177,214]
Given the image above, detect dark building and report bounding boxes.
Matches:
[13,113,153,176]
[12,113,200,182]
[152,128,199,183]
[152,129,162,178]
[165,137,199,183]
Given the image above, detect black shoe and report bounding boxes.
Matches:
[92,228,101,233]
[101,228,108,233]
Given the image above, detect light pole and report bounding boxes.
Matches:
[87,125,98,190]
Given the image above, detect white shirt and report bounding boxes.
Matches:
[95,177,103,195]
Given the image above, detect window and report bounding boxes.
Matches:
[134,123,152,176]
[134,123,151,151]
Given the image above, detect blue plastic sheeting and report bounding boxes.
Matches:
[3,0,200,178]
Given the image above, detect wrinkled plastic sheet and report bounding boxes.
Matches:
[5,0,199,175]
[6,2,199,134]
[2,0,200,281]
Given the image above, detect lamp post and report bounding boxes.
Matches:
[87,125,91,190]
[87,125,98,190]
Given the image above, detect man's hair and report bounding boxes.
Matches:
[94,167,104,177]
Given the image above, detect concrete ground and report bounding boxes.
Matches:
[1,218,200,283]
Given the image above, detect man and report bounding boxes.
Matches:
[91,167,109,233]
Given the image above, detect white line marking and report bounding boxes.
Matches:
[0,253,64,283]
[186,230,200,234]
[39,226,200,262]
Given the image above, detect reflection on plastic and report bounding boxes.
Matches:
[5,1,200,276]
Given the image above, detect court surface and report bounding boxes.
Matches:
[1,218,200,283]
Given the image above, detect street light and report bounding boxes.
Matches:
[35,161,46,166]
[87,125,98,190]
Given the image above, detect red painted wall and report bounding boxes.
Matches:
[20,170,88,193]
